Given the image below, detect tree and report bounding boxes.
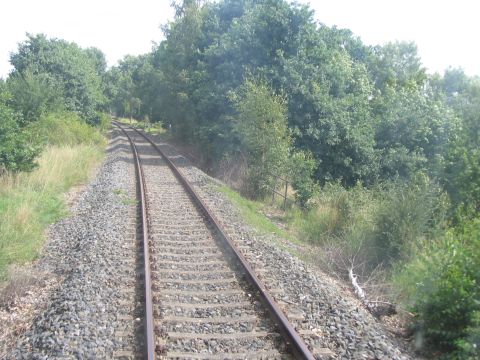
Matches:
[10,33,106,124]
[373,86,458,180]
[7,70,63,124]
[438,69,480,217]
[231,79,291,198]
[368,42,426,92]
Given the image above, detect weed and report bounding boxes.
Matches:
[120,198,137,206]
[0,145,103,280]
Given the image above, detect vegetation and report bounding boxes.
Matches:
[9,34,107,125]
[1,0,478,357]
[104,1,479,356]
[396,219,480,358]
[231,79,291,198]
[0,35,108,280]
[0,141,103,279]
[0,93,40,173]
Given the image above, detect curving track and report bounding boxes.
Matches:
[114,122,315,360]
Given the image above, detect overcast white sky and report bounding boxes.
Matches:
[1,0,479,78]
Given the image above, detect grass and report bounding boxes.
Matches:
[217,185,291,239]
[0,144,104,280]
[113,189,137,205]
[215,185,308,259]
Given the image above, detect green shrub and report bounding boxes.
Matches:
[289,151,318,208]
[231,79,291,199]
[93,112,111,133]
[0,94,40,173]
[372,176,448,263]
[6,71,64,124]
[291,182,375,244]
[27,112,105,147]
[397,219,480,357]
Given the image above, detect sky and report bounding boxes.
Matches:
[1,0,479,78]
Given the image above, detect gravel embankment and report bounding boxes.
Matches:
[153,135,415,360]
[10,129,143,359]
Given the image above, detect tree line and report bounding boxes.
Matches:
[0,33,107,173]
[107,0,478,219]
[0,0,478,357]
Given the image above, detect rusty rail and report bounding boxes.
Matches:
[114,123,155,360]
[120,123,315,360]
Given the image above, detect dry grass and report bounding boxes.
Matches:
[0,145,103,280]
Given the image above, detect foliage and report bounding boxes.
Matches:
[288,151,318,207]
[445,144,480,221]
[106,55,148,120]
[109,0,466,191]
[95,112,112,134]
[9,33,106,124]
[372,86,459,180]
[231,79,291,198]
[0,93,40,173]
[27,112,105,147]
[289,182,373,245]
[372,176,448,264]
[6,71,64,124]
[439,70,480,218]
[396,219,480,357]
[368,41,426,92]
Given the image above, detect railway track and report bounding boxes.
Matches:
[114,122,315,360]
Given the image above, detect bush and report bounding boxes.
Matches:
[27,112,105,147]
[0,95,40,173]
[292,182,374,244]
[288,151,318,208]
[372,176,448,264]
[397,219,480,358]
[90,112,111,132]
[231,79,291,199]
[6,71,64,124]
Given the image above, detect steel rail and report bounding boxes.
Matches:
[114,122,156,360]
[125,124,315,360]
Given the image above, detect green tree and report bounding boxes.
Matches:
[436,69,480,217]
[10,33,106,124]
[373,86,458,180]
[231,79,291,198]
[400,219,480,357]
[368,42,426,92]
[7,70,63,124]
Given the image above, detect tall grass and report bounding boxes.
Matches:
[0,145,103,280]
[28,111,106,146]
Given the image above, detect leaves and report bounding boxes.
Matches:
[9,33,106,124]
[0,97,40,173]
